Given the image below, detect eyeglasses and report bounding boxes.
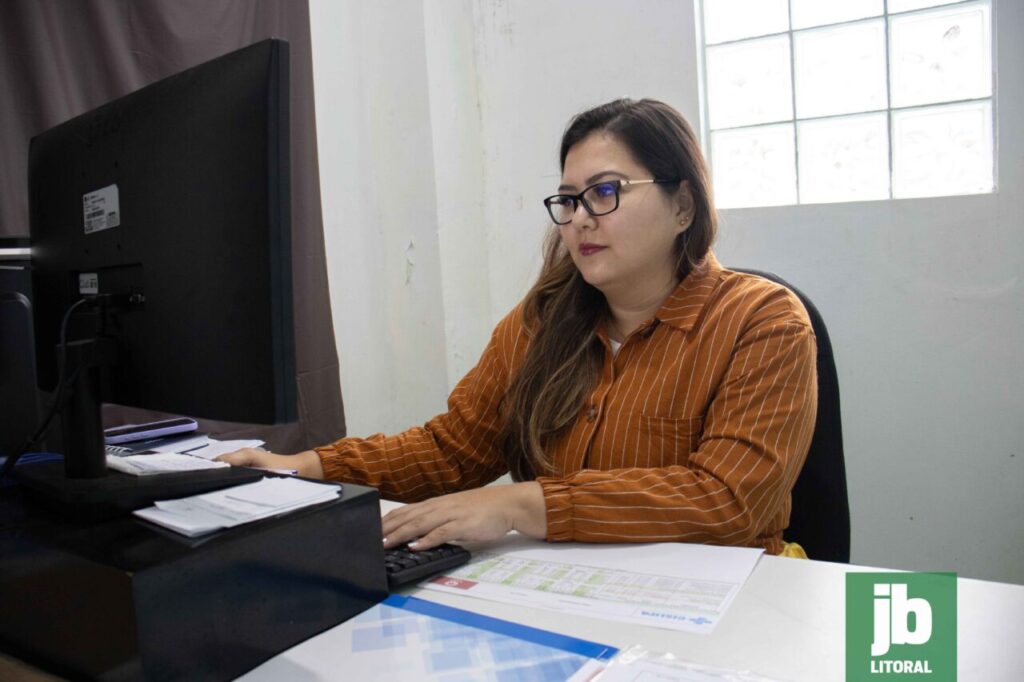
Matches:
[543,178,678,225]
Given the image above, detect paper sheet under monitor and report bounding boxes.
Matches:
[420,536,764,635]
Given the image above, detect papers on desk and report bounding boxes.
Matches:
[596,645,786,682]
[186,439,265,460]
[133,477,341,537]
[421,539,764,635]
[272,595,617,682]
[105,436,266,476]
[107,452,230,476]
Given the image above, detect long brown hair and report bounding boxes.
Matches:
[500,98,717,480]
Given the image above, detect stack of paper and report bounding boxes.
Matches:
[186,439,265,460]
[107,452,230,476]
[105,436,267,475]
[106,436,263,459]
[133,477,341,537]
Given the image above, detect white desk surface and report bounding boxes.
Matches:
[238,501,1024,682]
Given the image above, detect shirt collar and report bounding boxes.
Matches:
[655,250,724,333]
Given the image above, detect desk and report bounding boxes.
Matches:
[237,501,1024,682]
[4,497,1022,681]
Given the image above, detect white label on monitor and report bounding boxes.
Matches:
[79,272,99,295]
[83,184,121,234]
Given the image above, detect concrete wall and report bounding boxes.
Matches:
[308,0,1022,584]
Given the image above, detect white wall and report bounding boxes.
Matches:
[309,1,450,436]
[423,0,492,391]
[469,0,702,321]
[309,0,1022,583]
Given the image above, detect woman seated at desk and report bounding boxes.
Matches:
[221,98,818,557]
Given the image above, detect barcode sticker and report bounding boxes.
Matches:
[79,273,99,295]
[83,184,120,234]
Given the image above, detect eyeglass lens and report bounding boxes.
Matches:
[547,182,620,224]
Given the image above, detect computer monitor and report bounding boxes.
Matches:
[20,39,296,506]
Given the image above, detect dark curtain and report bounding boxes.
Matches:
[0,0,345,451]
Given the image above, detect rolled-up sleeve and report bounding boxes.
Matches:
[315,308,527,500]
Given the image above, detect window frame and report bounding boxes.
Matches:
[697,0,997,208]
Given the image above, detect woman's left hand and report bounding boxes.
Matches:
[381,482,547,550]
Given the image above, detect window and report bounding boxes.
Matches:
[699,0,994,208]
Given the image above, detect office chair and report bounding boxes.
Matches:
[732,268,851,563]
[1,284,42,459]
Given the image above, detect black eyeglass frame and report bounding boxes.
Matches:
[543,178,679,225]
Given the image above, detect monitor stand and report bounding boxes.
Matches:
[1,477,387,681]
[15,331,261,514]
[14,461,263,514]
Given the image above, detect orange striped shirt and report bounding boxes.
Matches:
[316,252,818,554]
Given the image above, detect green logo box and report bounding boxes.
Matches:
[846,572,956,681]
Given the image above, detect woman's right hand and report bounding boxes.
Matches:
[216,448,325,479]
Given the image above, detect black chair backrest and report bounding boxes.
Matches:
[732,268,851,562]
[1,290,40,458]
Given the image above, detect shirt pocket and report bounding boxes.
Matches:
[638,415,704,468]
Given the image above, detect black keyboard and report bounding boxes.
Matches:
[384,542,471,590]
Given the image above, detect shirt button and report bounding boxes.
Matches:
[586,405,597,422]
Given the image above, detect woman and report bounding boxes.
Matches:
[221,98,817,557]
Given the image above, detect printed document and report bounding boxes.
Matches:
[106,452,229,476]
[595,645,786,681]
[236,595,616,682]
[421,536,763,634]
[186,439,265,460]
[133,477,340,537]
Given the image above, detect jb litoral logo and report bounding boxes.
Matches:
[846,572,956,681]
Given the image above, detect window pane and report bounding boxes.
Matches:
[890,2,992,108]
[795,21,887,118]
[892,100,993,198]
[702,0,788,44]
[889,0,961,13]
[791,0,883,29]
[711,124,797,208]
[798,114,890,204]
[707,36,792,129]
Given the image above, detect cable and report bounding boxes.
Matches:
[0,298,91,478]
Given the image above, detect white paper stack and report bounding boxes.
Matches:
[107,452,231,476]
[186,439,265,460]
[133,477,342,537]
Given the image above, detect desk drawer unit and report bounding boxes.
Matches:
[0,480,388,681]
